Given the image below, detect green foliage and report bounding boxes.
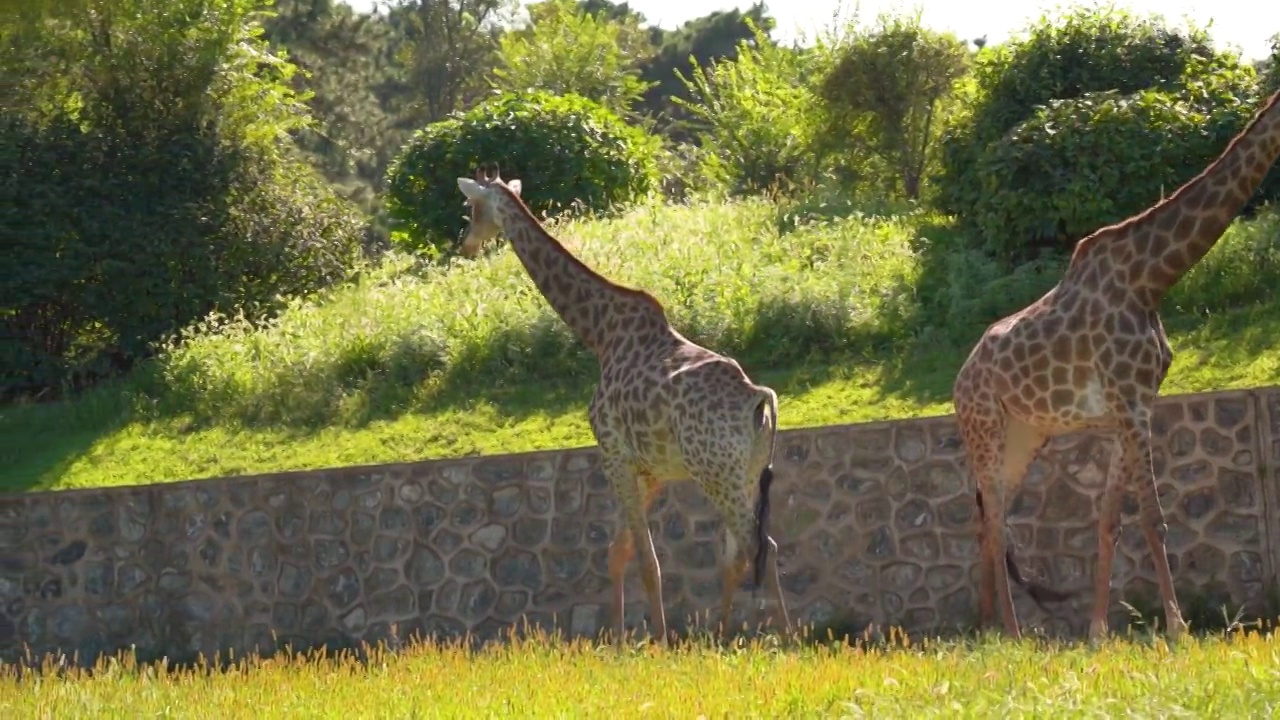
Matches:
[115,201,1280,431]
[123,199,925,429]
[384,90,661,255]
[1,0,364,399]
[261,1,407,198]
[1264,34,1280,95]
[491,0,655,116]
[9,201,1279,491]
[970,64,1262,258]
[635,2,774,137]
[383,0,515,125]
[817,12,971,200]
[674,20,822,195]
[932,5,1265,258]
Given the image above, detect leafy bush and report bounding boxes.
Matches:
[674,20,824,196]
[384,91,661,256]
[1,116,364,400]
[1,0,365,400]
[816,13,971,200]
[933,7,1231,218]
[969,63,1261,258]
[931,6,1274,259]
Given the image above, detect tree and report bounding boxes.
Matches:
[637,3,774,137]
[2,0,363,399]
[490,0,655,116]
[1262,33,1280,95]
[382,0,514,128]
[262,0,404,194]
[818,12,970,199]
[674,20,820,195]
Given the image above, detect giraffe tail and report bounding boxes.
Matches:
[974,489,1074,609]
[751,387,780,592]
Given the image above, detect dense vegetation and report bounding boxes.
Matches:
[3,1,1279,492]
[385,90,661,254]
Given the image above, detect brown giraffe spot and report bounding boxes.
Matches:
[1050,365,1069,388]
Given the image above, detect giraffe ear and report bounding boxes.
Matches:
[507,179,522,196]
[457,177,485,202]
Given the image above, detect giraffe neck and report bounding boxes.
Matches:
[493,187,666,354]
[1072,90,1280,307]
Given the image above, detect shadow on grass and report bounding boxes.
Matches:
[0,381,134,494]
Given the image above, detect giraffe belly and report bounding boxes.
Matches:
[1001,372,1115,434]
[628,424,690,480]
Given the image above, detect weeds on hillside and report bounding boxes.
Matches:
[3,627,1279,717]
[144,199,927,429]
[141,200,1280,431]
[2,201,1277,492]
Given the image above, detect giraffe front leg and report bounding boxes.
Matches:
[969,415,1045,639]
[1088,443,1127,642]
[601,455,668,646]
[607,528,634,646]
[962,418,1019,638]
[1125,417,1187,640]
[631,521,667,644]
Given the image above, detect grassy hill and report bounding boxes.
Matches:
[3,198,1278,494]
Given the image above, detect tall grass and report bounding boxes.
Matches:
[2,199,1277,492]
[144,198,928,428]
[143,199,1280,430]
[3,630,1279,717]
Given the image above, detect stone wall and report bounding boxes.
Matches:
[1,386,1277,664]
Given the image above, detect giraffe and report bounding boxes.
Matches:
[455,163,794,644]
[953,88,1280,642]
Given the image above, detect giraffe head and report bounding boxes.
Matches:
[456,163,523,259]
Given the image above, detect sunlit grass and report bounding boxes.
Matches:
[2,200,1277,493]
[3,629,1279,717]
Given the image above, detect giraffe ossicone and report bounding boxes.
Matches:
[455,162,795,644]
[953,89,1280,642]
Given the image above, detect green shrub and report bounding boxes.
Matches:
[673,20,823,196]
[1263,34,1280,96]
[969,63,1260,258]
[384,91,661,256]
[135,196,1280,431]
[1,115,365,400]
[932,6,1239,237]
[1,0,365,400]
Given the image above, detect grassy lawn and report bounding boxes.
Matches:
[3,632,1279,717]
[3,199,1279,494]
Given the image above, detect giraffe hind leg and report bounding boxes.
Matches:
[964,408,1054,637]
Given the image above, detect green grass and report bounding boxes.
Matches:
[3,199,1279,493]
[4,631,1280,717]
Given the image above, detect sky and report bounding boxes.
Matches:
[341,1,1278,61]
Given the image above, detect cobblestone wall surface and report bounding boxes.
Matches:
[2,387,1276,664]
